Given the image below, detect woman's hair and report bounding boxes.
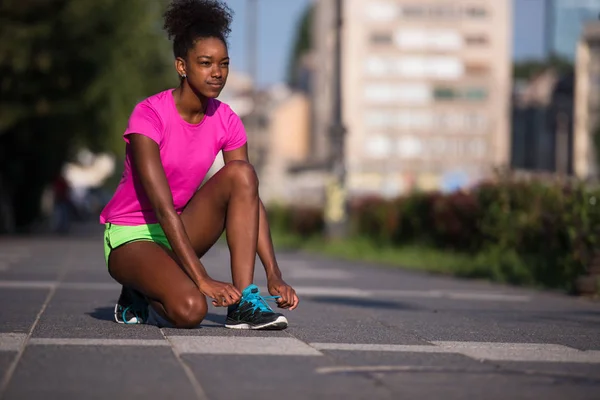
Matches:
[163,0,233,59]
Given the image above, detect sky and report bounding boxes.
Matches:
[225,0,312,89]
[224,0,548,89]
[512,0,547,60]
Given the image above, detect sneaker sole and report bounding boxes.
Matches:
[224,315,288,330]
[113,303,143,325]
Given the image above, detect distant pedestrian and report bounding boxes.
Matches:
[52,175,72,234]
[100,0,298,330]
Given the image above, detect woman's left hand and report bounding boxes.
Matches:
[267,276,299,310]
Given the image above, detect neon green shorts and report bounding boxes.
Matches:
[103,223,172,267]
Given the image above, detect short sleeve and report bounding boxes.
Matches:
[123,102,163,145]
[222,111,247,152]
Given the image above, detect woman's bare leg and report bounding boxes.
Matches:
[108,241,207,328]
[107,160,261,328]
[180,160,260,290]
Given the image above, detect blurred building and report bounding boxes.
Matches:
[308,0,512,197]
[208,71,316,205]
[218,70,255,117]
[511,69,575,174]
[256,86,314,204]
[574,21,600,179]
[545,0,599,61]
[206,69,256,178]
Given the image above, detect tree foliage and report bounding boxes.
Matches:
[513,54,574,81]
[286,4,313,89]
[0,0,176,230]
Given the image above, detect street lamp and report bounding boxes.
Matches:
[544,0,555,58]
[246,0,261,168]
[324,0,348,239]
[246,0,257,87]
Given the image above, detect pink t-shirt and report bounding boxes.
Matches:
[99,89,247,226]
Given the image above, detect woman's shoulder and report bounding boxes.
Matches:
[128,90,174,125]
[135,89,173,111]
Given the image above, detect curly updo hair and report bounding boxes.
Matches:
[163,0,233,59]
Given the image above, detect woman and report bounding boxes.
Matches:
[100,0,299,330]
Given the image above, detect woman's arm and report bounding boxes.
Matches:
[129,134,241,306]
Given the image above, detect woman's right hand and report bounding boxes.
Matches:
[198,278,242,307]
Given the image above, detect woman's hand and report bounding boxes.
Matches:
[267,276,299,310]
[198,278,242,307]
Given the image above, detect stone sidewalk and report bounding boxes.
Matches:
[0,225,599,399]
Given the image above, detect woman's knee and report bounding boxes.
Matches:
[167,292,207,328]
[223,160,258,191]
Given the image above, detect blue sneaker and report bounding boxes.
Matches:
[225,284,288,330]
[114,286,148,324]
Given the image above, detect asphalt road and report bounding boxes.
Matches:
[0,223,599,400]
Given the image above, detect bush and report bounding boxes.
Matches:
[267,203,323,238]
[473,178,600,290]
[267,177,600,292]
[290,206,324,237]
[266,203,293,233]
[429,190,482,251]
[349,196,400,244]
[394,192,436,245]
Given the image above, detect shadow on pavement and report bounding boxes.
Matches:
[306,296,420,310]
[87,306,114,321]
[87,307,227,328]
[204,312,226,324]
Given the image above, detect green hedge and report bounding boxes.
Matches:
[267,177,600,292]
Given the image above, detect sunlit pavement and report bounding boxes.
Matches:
[0,223,599,400]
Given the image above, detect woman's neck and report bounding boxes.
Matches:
[173,84,209,124]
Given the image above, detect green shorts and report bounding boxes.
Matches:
[103,223,172,267]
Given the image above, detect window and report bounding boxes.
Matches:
[465,6,487,18]
[434,87,456,100]
[366,2,398,21]
[370,33,393,45]
[364,111,488,132]
[464,88,487,101]
[397,136,424,159]
[418,138,488,160]
[394,30,427,49]
[429,6,456,18]
[465,62,490,76]
[365,56,463,79]
[429,30,463,50]
[365,136,392,158]
[365,84,431,104]
[464,113,487,130]
[364,58,390,76]
[433,87,488,101]
[401,6,425,17]
[395,29,462,51]
[465,35,488,45]
[426,57,464,79]
[397,4,488,19]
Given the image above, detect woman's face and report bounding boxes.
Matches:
[177,36,229,98]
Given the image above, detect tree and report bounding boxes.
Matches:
[286,4,313,89]
[513,54,574,81]
[0,0,176,231]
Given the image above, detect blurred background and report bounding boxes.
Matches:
[1,0,600,293]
